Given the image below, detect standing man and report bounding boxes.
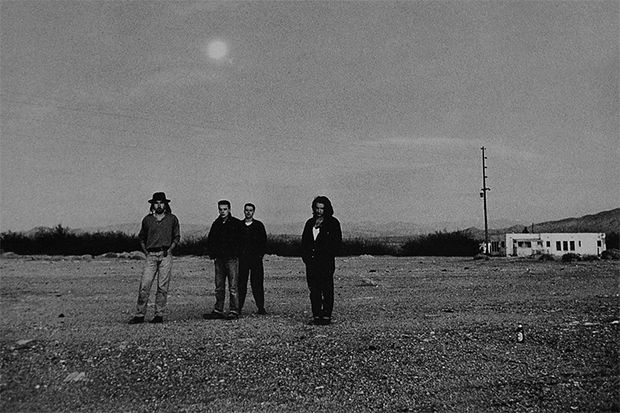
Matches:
[204,200,243,320]
[130,192,180,324]
[301,196,342,325]
[238,203,268,315]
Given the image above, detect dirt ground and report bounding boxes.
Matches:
[1,254,618,412]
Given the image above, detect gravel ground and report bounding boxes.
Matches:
[1,254,618,412]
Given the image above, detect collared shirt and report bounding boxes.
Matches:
[139,213,181,249]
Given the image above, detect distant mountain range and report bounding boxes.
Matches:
[20,208,619,240]
[69,219,527,239]
[463,208,619,241]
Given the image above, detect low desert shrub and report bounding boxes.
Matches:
[340,237,400,256]
[561,252,581,262]
[175,234,303,257]
[539,253,555,261]
[175,236,208,256]
[266,235,301,257]
[601,249,620,260]
[606,232,619,249]
[0,226,140,256]
[400,230,480,257]
[0,226,491,258]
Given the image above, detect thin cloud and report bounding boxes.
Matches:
[382,137,478,148]
[127,68,221,99]
[365,136,544,165]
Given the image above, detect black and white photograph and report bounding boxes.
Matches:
[1,1,618,412]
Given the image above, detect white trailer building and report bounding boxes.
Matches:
[505,233,606,257]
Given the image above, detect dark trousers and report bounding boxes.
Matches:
[305,258,335,319]
[238,254,265,312]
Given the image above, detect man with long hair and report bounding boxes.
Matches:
[129,192,180,324]
[301,196,342,325]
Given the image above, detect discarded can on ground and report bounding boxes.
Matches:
[516,324,525,343]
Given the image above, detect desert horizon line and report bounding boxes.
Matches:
[7,206,617,236]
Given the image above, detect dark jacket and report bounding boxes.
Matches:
[301,215,342,264]
[206,216,243,259]
[240,219,268,257]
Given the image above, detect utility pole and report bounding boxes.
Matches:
[480,147,490,255]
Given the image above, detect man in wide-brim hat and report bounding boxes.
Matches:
[129,192,181,324]
[149,192,170,203]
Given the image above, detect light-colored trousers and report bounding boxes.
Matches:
[135,251,173,317]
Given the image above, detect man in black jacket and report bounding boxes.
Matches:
[301,196,342,325]
[204,200,243,320]
[239,203,268,315]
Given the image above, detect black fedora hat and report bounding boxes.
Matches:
[148,192,170,203]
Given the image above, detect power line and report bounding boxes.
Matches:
[2,97,241,132]
[5,130,318,168]
[2,108,431,167]
[1,97,430,162]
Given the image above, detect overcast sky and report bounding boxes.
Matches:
[1,1,618,232]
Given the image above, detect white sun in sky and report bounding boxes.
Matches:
[206,40,228,61]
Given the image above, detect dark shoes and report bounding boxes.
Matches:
[203,311,225,320]
[312,317,331,325]
[203,311,238,320]
[241,307,267,315]
[129,316,163,324]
